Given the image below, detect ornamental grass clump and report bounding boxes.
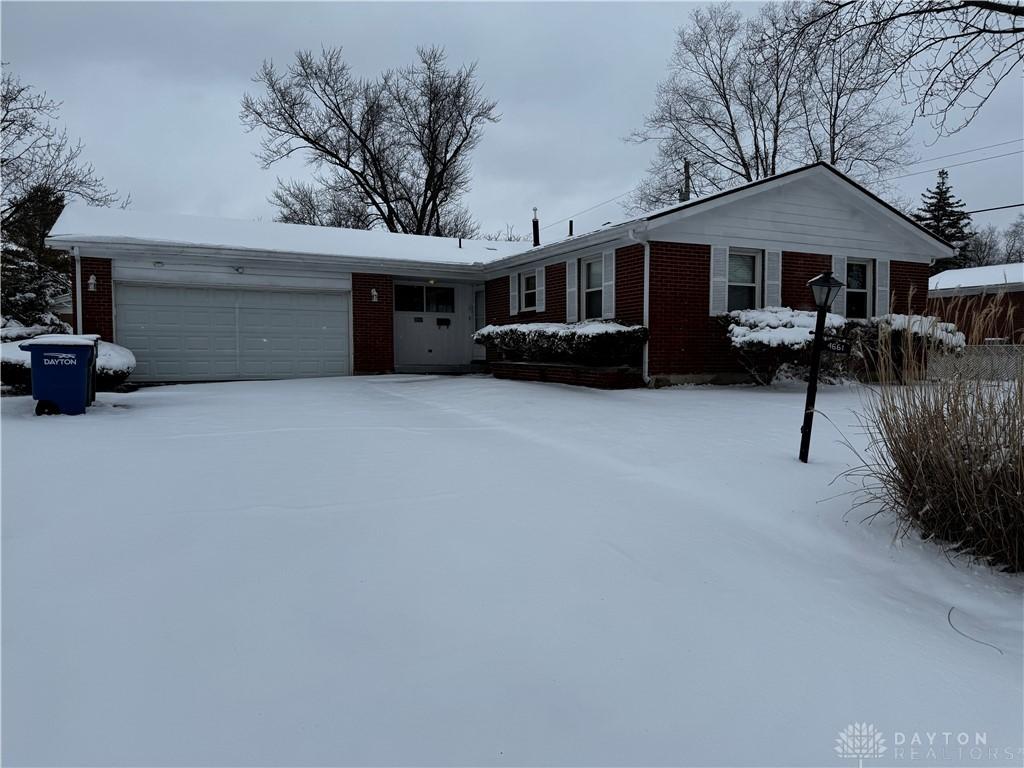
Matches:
[852,296,1023,571]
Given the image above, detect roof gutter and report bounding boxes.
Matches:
[45,238,494,278]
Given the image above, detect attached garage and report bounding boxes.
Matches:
[116,284,350,381]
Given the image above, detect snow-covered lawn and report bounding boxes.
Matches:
[2,376,1021,766]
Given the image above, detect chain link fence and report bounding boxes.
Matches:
[929,344,1024,381]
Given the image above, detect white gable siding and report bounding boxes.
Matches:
[649,174,938,263]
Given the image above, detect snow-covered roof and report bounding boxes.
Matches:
[47,205,530,266]
[929,263,1024,292]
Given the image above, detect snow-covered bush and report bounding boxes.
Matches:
[723,307,846,385]
[1,314,71,342]
[845,314,965,383]
[1,337,136,393]
[474,321,648,366]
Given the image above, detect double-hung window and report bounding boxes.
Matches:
[845,259,873,319]
[727,247,763,311]
[520,272,537,311]
[581,256,603,319]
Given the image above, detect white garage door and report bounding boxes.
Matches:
[116,284,351,381]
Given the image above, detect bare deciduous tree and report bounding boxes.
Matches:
[240,46,498,238]
[798,1,1024,134]
[1003,213,1024,263]
[628,2,912,211]
[1,70,117,227]
[796,10,913,176]
[481,224,529,242]
[965,223,1005,266]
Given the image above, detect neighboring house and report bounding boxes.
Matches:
[50,292,74,327]
[46,162,952,386]
[929,263,1024,344]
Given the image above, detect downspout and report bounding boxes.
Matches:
[73,246,83,333]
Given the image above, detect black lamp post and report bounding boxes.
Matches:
[799,270,844,463]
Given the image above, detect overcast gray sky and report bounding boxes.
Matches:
[3,1,1022,239]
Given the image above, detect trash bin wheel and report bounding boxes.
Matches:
[35,400,60,416]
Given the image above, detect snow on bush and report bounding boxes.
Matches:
[1,336,137,392]
[876,314,966,352]
[726,307,846,349]
[1,314,71,342]
[474,321,648,366]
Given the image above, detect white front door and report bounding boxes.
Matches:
[393,283,470,370]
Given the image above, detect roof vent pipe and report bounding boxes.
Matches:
[458,237,462,249]
[532,207,540,247]
[569,219,574,237]
[679,159,691,202]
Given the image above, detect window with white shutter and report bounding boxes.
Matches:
[709,246,729,315]
[535,266,546,312]
[726,247,763,311]
[875,260,890,317]
[581,256,603,320]
[764,250,782,307]
[520,272,537,311]
[565,260,578,322]
[831,255,847,316]
[509,273,518,316]
[601,250,615,319]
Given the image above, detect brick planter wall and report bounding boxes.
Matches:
[352,273,394,374]
[490,361,643,389]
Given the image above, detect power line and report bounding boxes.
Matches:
[540,143,1024,232]
[882,150,1023,181]
[905,139,1021,166]
[964,203,1024,215]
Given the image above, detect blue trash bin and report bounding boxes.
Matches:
[18,335,100,416]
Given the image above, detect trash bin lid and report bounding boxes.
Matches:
[19,334,100,350]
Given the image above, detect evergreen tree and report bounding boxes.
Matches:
[1,185,69,326]
[914,169,974,271]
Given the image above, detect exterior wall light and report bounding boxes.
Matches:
[370,288,379,303]
[87,274,97,292]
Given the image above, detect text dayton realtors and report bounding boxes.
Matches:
[891,731,1021,762]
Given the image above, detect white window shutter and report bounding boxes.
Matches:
[710,246,729,315]
[601,251,615,319]
[509,273,519,316]
[831,255,847,316]
[765,250,782,307]
[875,259,890,317]
[565,260,578,323]
[535,266,546,313]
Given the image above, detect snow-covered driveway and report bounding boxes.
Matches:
[3,376,1021,766]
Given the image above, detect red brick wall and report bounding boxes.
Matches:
[782,252,831,311]
[485,263,567,326]
[615,244,645,326]
[646,241,739,377]
[77,257,114,340]
[889,261,930,315]
[352,273,394,374]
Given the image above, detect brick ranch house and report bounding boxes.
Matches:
[47,162,953,387]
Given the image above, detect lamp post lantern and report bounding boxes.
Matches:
[799,271,844,463]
